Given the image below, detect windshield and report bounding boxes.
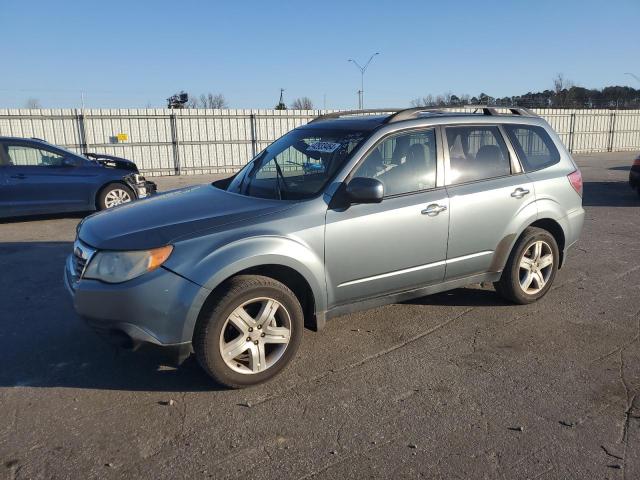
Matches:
[226,128,369,200]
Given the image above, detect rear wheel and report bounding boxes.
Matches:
[98,183,134,210]
[193,275,303,388]
[494,227,559,304]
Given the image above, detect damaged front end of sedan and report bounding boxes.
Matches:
[86,152,157,199]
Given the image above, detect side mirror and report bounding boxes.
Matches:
[345,177,384,204]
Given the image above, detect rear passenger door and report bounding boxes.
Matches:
[443,125,536,279]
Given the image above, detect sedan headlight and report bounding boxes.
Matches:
[132,173,146,184]
[84,245,173,283]
[126,173,146,185]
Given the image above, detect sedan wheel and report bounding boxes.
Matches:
[104,188,132,208]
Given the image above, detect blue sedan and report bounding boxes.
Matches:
[0,137,156,218]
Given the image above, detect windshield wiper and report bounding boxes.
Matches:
[272,157,287,200]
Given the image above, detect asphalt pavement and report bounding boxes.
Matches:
[0,152,638,479]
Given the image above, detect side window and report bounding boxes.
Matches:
[353,129,437,196]
[446,126,511,184]
[6,145,64,167]
[503,124,560,172]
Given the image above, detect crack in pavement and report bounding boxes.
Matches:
[601,444,624,460]
[590,313,640,365]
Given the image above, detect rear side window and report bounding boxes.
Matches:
[503,125,560,172]
[445,126,511,184]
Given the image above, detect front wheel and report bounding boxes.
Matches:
[494,227,559,304]
[98,183,134,210]
[193,275,304,388]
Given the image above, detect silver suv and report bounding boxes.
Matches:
[65,107,585,387]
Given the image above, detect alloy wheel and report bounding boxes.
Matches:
[104,188,132,208]
[518,240,554,295]
[219,297,292,375]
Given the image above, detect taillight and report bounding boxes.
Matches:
[568,170,583,197]
[633,156,640,167]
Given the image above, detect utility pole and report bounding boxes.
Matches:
[625,72,640,84]
[348,52,380,109]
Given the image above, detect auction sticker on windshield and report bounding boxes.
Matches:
[306,141,342,153]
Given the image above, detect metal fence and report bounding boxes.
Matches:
[1,108,639,176]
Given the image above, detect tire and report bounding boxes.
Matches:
[494,227,560,305]
[98,183,134,210]
[193,275,304,388]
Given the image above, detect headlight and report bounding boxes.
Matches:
[84,245,173,283]
[133,173,145,184]
[127,173,146,185]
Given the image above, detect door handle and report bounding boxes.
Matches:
[421,204,447,216]
[10,173,26,180]
[511,188,530,199]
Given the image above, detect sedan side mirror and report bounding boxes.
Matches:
[345,177,384,204]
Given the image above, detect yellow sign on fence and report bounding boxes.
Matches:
[116,133,128,142]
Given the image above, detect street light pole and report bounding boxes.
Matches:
[348,52,380,109]
[625,72,640,84]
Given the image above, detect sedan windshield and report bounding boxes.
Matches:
[226,128,369,200]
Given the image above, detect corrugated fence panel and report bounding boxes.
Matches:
[82,109,175,174]
[612,112,640,151]
[0,108,639,175]
[0,109,83,151]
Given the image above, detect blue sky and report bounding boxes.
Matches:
[2,0,639,109]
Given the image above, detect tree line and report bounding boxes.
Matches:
[411,74,640,109]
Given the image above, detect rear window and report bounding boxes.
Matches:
[503,125,560,172]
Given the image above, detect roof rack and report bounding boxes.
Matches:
[308,108,398,123]
[384,105,537,123]
[309,105,537,125]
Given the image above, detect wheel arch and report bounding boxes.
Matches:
[177,236,328,342]
[198,264,319,334]
[491,217,567,273]
[529,218,566,266]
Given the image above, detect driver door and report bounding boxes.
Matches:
[325,128,450,306]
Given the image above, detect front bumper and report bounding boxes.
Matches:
[131,180,157,199]
[65,252,208,349]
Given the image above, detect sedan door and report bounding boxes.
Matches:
[325,127,450,306]
[4,142,94,215]
[443,125,536,279]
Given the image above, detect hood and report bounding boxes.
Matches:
[85,153,139,172]
[79,185,293,250]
